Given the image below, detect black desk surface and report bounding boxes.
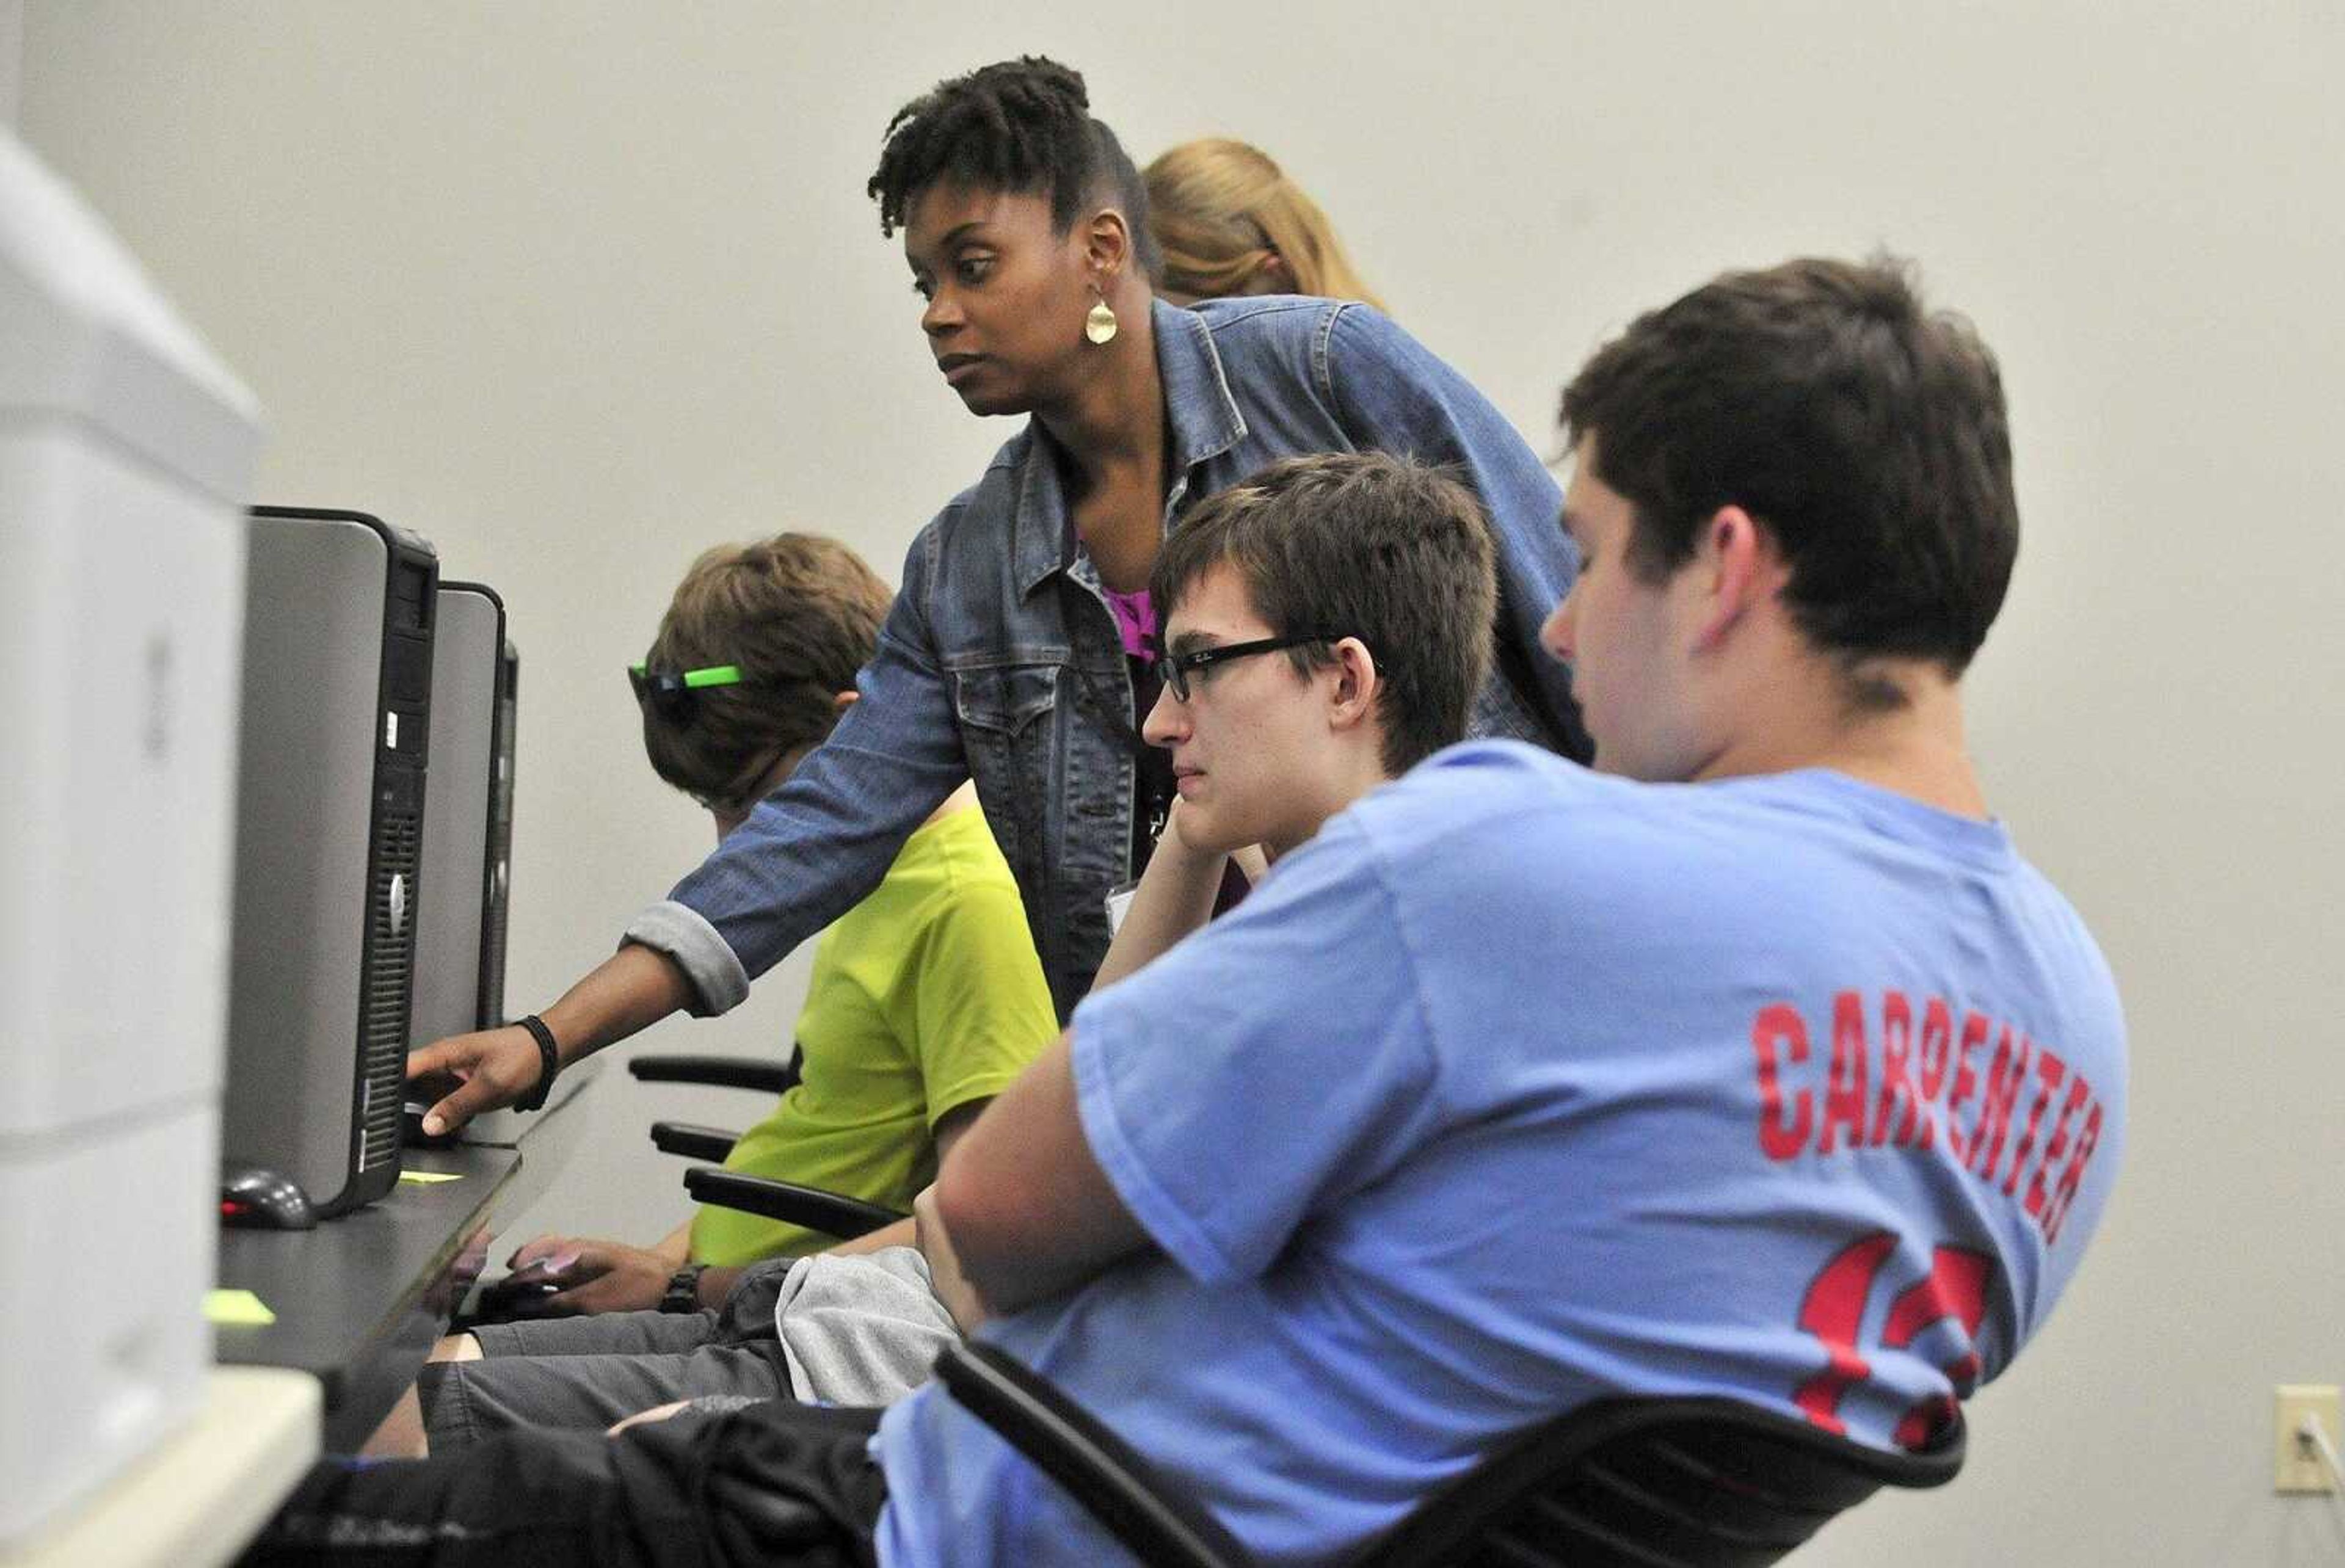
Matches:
[216,1142,519,1448]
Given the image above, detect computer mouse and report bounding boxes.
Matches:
[473,1255,572,1318]
[402,1070,468,1147]
[402,1094,462,1149]
[220,1163,318,1230]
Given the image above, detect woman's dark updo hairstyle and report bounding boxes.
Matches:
[867,56,1163,280]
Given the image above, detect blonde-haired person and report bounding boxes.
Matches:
[1145,136,1387,310]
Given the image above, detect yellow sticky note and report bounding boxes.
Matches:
[204,1288,277,1327]
[399,1169,465,1186]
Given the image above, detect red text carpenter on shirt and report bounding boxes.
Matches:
[1748,990,2109,1244]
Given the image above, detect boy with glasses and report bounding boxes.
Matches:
[379,453,1500,1456]
[1089,450,1496,990]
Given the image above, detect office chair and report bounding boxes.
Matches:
[933,1340,1965,1568]
[628,1045,802,1163]
[681,1165,906,1241]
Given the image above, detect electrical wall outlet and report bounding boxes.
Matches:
[2274,1385,2341,1494]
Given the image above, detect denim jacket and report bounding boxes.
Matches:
[627,297,1586,1021]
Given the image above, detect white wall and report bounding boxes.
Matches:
[20,3,2344,1561]
[0,1,20,126]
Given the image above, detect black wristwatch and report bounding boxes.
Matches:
[660,1263,707,1315]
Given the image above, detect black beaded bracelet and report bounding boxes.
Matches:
[512,1014,561,1113]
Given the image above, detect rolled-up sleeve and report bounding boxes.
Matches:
[622,899,749,1017]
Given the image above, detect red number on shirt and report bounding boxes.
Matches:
[1792,1232,1993,1447]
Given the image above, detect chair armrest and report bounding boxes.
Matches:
[934,1341,1251,1568]
[627,1053,799,1094]
[681,1167,906,1240]
[650,1121,740,1163]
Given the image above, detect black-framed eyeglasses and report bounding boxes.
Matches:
[628,662,746,722]
[1155,632,1353,703]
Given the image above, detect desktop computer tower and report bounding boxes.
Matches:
[222,508,438,1217]
[484,639,519,1028]
[410,590,549,1144]
[410,583,514,1052]
[440,631,567,1145]
[0,130,261,1545]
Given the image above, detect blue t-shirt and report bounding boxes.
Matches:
[873,742,2127,1567]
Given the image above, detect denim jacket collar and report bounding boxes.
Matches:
[1012,299,1251,600]
[1155,298,1249,473]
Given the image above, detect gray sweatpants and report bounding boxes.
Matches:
[420,1247,959,1452]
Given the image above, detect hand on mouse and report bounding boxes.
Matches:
[405,1025,546,1136]
[506,1235,677,1316]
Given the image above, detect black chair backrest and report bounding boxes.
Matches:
[936,1340,1965,1568]
[933,1331,1960,1566]
[1360,1395,1965,1568]
[936,1341,1252,1568]
[632,1044,803,1161]
[680,1165,905,1240]
[626,1050,800,1094]
[649,1120,740,1162]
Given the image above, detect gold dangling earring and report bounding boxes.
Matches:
[1085,289,1119,346]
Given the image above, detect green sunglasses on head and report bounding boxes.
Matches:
[628,662,745,721]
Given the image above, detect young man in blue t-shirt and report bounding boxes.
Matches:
[252,256,2126,1568]
[382,458,1492,1456]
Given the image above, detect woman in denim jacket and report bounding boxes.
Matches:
[409,56,1587,1131]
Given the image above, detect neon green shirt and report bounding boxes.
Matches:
[688,805,1055,1265]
